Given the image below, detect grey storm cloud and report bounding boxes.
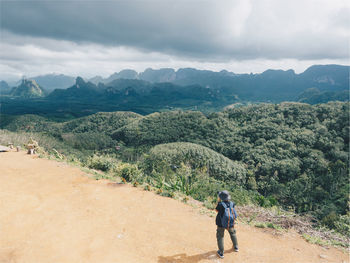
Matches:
[1,0,349,61]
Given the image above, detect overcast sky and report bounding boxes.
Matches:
[0,0,349,81]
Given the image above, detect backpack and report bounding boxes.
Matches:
[220,201,235,228]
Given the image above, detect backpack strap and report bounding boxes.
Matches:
[230,202,235,225]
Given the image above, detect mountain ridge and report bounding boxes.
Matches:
[49,64,349,103]
[10,79,46,98]
[1,64,348,116]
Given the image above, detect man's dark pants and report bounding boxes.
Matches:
[216,226,238,253]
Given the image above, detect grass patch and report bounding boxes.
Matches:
[160,191,176,198]
[302,234,329,246]
[254,222,267,228]
[253,221,284,231]
[267,222,283,230]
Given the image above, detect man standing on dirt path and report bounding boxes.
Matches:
[215,190,238,259]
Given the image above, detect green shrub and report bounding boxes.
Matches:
[117,163,141,182]
[87,155,117,172]
[256,195,278,208]
[321,211,338,229]
[60,111,141,135]
[255,222,267,228]
[334,213,350,236]
[145,142,247,184]
[203,196,217,210]
[266,222,282,230]
[160,191,175,198]
[247,175,258,190]
[229,187,258,206]
[61,132,116,150]
[302,234,329,246]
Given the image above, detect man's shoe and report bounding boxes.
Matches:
[234,247,239,252]
[217,250,224,259]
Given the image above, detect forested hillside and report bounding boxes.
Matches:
[1,102,349,235]
[113,103,349,220]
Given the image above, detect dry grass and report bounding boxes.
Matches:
[238,205,349,248]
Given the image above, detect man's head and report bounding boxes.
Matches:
[218,190,231,201]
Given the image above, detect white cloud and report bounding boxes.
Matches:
[0,0,349,80]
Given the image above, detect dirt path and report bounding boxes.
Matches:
[0,152,348,263]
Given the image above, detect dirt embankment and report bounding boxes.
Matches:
[0,152,348,263]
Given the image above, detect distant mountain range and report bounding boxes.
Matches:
[0,64,348,116]
[3,64,349,93]
[52,64,350,101]
[88,65,348,88]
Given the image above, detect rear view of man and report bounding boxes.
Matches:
[215,190,238,259]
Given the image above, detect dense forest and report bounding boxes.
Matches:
[1,102,349,235]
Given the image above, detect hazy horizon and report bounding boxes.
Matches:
[1,63,349,84]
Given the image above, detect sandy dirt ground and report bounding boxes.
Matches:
[0,151,348,263]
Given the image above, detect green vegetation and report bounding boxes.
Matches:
[146,142,247,183]
[254,222,280,230]
[87,155,117,172]
[113,102,349,224]
[301,233,345,247]
[59,111,141,135]
[298,88,349,104]
[0,102,349,243]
